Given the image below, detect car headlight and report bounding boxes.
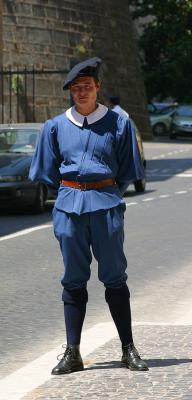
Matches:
[174,120,183,126]
[0,175,24,182]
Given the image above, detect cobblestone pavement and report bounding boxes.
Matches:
[23,325,192,400]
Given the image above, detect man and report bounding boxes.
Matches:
[29,57,148,375]
[109,95,129,118]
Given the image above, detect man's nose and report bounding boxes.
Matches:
[78,87,87,94]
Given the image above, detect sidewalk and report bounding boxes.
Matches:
[23,325,192,400]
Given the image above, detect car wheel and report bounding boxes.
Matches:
[153,123,166,136]
[33,183,47,213]
[134,179,146,193]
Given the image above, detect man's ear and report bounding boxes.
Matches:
[96,80,101,92]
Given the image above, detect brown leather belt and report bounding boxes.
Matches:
[60,178,116,190]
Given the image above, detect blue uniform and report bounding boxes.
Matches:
[29,103,144,289]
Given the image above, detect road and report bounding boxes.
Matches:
[0,137,192,399]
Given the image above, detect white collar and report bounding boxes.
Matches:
[66,103,108,127]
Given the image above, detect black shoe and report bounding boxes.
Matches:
[51,344,84,375]
[121,343,149,371]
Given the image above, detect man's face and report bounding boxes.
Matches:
[69,76,101,111]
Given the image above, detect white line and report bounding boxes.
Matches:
[177,173,192,177]
[0,225,52,242]
[0,323,117,400]
[126,202,138,207]
[159,194,170,198]
[142,198,154,202]
[175,190,188,194]
[147,173,192,178]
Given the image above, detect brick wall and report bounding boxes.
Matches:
[1,0,151,138]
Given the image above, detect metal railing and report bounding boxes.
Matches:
[0,66,68,124]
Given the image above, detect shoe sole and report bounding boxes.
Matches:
[121,362,149,371]
[51,366,84,375]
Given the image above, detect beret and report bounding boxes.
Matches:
[63,57,102,90]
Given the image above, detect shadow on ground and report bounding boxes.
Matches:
[84,358,192,371]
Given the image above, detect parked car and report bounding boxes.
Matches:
[0,123,54,213]
[169,105,192,139]
[148,102,177,114]
[149,104,178,136]
[131,119,146,193]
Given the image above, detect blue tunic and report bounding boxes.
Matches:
[29,104,144,215]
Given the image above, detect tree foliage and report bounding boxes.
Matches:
[129,0,192,102]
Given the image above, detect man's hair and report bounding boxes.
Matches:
[109,96,120,106]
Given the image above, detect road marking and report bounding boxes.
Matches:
[147,172,192,178]
[148,168,159,173]
[150,148,190,161]
[175,190,188,194]
[142,198,154,202]
[0,322,117,400]
[159,194,170,198]
[177,173,192,177]
[0,225,52,242]
[126,202,138,207]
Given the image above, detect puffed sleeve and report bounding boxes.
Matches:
[29,119,62,195]
[115,117,145,195]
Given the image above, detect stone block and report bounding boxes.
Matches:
[45,6,57,19]
[52,30,69,47]
[32,5,46,17]
[26,27,51,44]
[17,3,32,16]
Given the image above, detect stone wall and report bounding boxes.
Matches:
[1,0,151,138]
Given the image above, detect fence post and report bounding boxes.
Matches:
[9,65,12,122]
[24,66,28,122]
[32,65,35,122]
[16,66,20,122]
[1,67,4,123]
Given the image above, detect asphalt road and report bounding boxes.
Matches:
[1,137,192,381]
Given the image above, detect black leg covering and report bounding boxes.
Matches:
[105,285,133,346]
[62,287,88,346]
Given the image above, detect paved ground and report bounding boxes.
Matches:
[23,325,192,400]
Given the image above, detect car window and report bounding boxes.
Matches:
[157,105,177,115]
[0,129,40,153]
[175,106,192,117]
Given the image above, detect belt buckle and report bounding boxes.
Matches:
[80,182,87,191]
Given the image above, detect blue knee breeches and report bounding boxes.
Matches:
[52,205,128,290]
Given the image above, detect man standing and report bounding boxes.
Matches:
[29,57,148,375]
[109,95,129,118]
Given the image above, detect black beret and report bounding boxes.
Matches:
[63,57,102,90]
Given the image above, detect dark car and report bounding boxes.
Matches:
[169,105,192,139]
[0,123,53,213]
